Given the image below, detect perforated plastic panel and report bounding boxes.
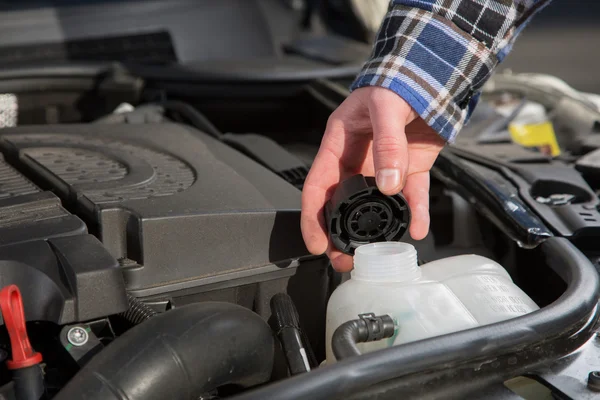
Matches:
[12,134,194,203]
[0,153,38,199]
[0,123,310,297]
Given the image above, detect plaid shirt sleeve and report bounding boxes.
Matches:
[350,0,552,142]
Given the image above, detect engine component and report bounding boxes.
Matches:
[53,302,275,400]
[161,100,223,139]
[331,313,395,361]
[448,148,600,239]
[482,72,600,154]
[0,122,331,362]
[222,133,309,190]
[325,242,539,363]
[60,323,105,367]
[231,238,600,400]
[269,293,315,375]
[0,234,127,325]
[0,93,17,128]
[119,293,158,325]
[0,123,313,300]
[588,371,600,392]
[0,233,127,325]
[0,285,44,400]
[0,153,128,325]
[0,154,86,247]
[326,174,410,255]
[431,150,553,247]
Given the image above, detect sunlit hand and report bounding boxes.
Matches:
[301,86,446,272]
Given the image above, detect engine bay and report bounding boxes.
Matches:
[0,49,598,400]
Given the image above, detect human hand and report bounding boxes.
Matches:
[301,86,446,272]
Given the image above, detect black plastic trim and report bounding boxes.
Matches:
[449,147,600,240]
[431,149,553,247]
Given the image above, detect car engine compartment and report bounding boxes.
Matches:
[0,63,596,400]
[0,7,598,396]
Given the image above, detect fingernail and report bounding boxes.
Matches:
[376,169,401,193]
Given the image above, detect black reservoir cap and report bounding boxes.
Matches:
[325,174,411,255]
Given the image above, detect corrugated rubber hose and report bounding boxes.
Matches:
[119,293,157,325]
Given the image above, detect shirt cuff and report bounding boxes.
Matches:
[350,5,499,143]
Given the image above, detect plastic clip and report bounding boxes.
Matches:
[358,313,387,342]
[0,285,42,370]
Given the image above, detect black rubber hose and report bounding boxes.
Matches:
[161,100,223,140]
[119,293,157,325]
[54,302,274,400]
[230,238,600,400]
[12,365,44,400]
[270,293,316,375]
[332,314,395,361]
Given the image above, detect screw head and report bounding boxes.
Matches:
[67,327,89,347]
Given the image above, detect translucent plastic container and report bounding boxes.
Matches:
[325,242,539,363]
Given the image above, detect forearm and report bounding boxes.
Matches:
[351,0,552,142]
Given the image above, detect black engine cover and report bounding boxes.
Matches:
[0,155,127,324]
[0,123,311,298]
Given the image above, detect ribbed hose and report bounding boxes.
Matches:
[119,294,157,325]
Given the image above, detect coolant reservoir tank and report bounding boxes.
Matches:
[325,242,539,364]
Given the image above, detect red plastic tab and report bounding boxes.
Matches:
[0,285,42,369]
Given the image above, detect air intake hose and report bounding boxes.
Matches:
[54,302,275,400]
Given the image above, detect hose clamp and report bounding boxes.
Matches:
[358,313,388,342]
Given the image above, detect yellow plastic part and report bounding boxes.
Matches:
[508,121,561,157]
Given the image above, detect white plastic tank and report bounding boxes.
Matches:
[325,242,539,364]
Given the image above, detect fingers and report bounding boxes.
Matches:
[328,243,353,272]
[301,117,345,255]
[301,92,374,257]
[403,171,430,240]
[301,156,338,255]
[300,182,329,255]
[302,87,436,272]
[368,91,412,195]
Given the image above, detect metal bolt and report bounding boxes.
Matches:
[67,327,89,347]
[588,371,600,392]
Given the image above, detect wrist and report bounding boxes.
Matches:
[351,5,499,142]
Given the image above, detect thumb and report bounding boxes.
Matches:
[369,91,412,195]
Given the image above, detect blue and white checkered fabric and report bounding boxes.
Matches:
[351,0,552,142]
